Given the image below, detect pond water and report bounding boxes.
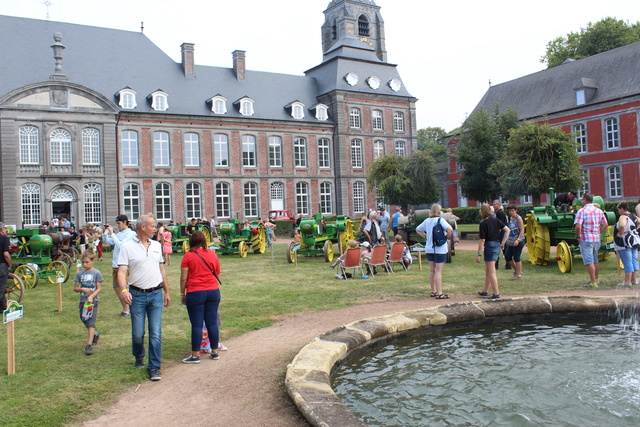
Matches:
[333,314,640,426]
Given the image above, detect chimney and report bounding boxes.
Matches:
[232,50,246,82]
[181,43,195,78]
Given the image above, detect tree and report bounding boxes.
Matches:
[489,121,584,206]
[417,127,447,163]
[456,105,519,202]
[542,17,640,68]
[368,151,440,208]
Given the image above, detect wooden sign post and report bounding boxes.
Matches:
[57,273,64,312]
[3,300,24,375]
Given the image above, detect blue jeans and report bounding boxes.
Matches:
[483,241,501,262]
[130,288,164,371]
[618,248,639,273]
[505,243,524,263]
[185,289,221,352]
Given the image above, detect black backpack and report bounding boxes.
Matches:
[432,218,447,247]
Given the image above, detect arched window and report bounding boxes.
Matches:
[118,88,137,109]
[215,182,230,218]
[19,126,40,164]
[186,182,202,219]
[210,95,227,115]
[393,112,405,132]
[331,19,337,40]
[349,108,361,129]
[123,183,140,221]
[373,140,385,160]
[372,110,383,131]
[50,129,72,164]
[82,128,100,165]
[155,183,172,221]
[243,182,258,217]
[84,183,102,224]
[21,184,41,226]
[315,104,329,121]
[291,102,305,120]
[358,14,370,37]
[151,91,169,111]
[605,118,619,149]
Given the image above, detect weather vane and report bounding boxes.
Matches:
[43,0,54,20]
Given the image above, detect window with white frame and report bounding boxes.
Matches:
[50,129,72,164]
[353,181,365,213]
[269,136,282,167]
[184,133,200,167]
[320,182,332,214]
[215,182,230,218]
[211,96,227,115]
[577,169,589,198]
[315,104,328,121]
[393,112,405,132]
[82,128,100,165]
[605,118,619,149]
[123,183,140,221]
[118,89,137,109]
[575,89,586,106]
[185,182,202,219]
[84,183,102,223]
[151,91,169,111]
[243,182,258,217]
[19,126,40,164]
[521,195,532,205]
[21,184,41,226]
[608,166,622,198]
[373,140,385,160]
[349,108,361,129]
[242,135,256,167]
[573,124,587,153]
[122,131,139,166]
[294,137,307,168]
[214,134,229,166]
[155,183,172,221]
[154,131,170,167]
[239,98,254,116]
[372,110,383,131]
[395,140,406,156]
[295,182,309,215]
[318,138,330,168]
[270,181,284,201]
[351,139,363,168]
[291,102,305,120]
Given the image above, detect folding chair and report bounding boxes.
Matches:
[339,247,363,279]
[388,242,408,272]
[366,244,390,275]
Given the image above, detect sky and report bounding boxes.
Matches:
[2,0,639,132]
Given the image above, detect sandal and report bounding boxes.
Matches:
[509,274,523,280]
[430,292,438,298]
[435,293,449,299]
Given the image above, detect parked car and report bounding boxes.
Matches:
[268,210,294,221]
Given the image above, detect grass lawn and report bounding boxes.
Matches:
[0,241,626,426]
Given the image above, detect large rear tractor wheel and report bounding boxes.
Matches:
[525,213,551,265]
[46,260,69,284]
[202,227,212,247]
[287,242,299,264]
[556,240,573,273]
[323,240,334,263]
[252,227,267,254]
[14,264,38,289]
[238,241,248,258]
[182,240,190,253]
[6,273,24,303]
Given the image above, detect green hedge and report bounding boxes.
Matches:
[273,220,295,238]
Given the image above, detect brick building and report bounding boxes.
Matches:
[446,41,640,207]
[0,0,417,227]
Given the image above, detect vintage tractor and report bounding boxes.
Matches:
[213,219,266,257]
[525,192,616,273]
[402,209,457,263]
[287,212,354,263]
[10,228,70,289]
[166,223,212,253]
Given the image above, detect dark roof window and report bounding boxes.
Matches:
[358,15,370,37]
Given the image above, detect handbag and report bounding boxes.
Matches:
[193,250,222,285]
[506,236,518,247]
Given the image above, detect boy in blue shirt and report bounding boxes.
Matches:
[73,251,103,355]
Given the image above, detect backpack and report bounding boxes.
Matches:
[615,213,640,249]
[432,218,447,247]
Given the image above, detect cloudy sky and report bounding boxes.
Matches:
[2,0,639,131]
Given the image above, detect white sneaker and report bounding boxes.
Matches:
[217,343,228,351]
[335,273,344,279]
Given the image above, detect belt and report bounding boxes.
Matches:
[129,284,163,293]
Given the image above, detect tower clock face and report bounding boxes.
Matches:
[345,72,359,86]
[388,78,402,92]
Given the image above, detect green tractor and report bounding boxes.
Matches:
[10,228,70,289]
[287,211,354,263]
[166,223,212,253]
[212,218,267,257]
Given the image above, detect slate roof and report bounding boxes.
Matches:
[470,40,640,121]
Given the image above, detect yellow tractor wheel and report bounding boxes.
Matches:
[252,227,267,254]
[202,227,212,247]
[556,240,573,273]
[238,240,248,258]
[14,264,39,289]
[182,240,190,253]
[46,260,69,284]
[525,213,551,265]
[323,240,334,263]
[287,242,298,264]
[598,225,614,262]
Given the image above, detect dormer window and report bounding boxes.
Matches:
[575,89,586,106]
[209,95,227,115]
[234,97,254,116]
[315,104,328,121]
[573,78,597,106]
[150,90,169,111]
[117,88,137,109]
[287,101,305,120]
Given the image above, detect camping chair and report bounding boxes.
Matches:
[388,242,408,272]
[339,247,364,279]
[365,244,391,275]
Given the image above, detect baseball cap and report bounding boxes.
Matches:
[361,241,371,247]
[115,215,128,222]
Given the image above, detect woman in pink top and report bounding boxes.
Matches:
[161,228,173,266]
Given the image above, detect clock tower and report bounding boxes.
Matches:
[321,0,387,62]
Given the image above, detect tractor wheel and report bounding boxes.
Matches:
[182,240,190,253]
[238,241,248,258]
[252,227,267,254]
[202,227,212,247]
[46,260,69,284]
[14,264,38,289]
[556,240,573,273]
[56,252,73,266]
[68,247,80,262]
[598,225,614,262]
[525,213,551,265]
[287,242,298,264]
[323,240,334,263]
[6,273,25,303]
